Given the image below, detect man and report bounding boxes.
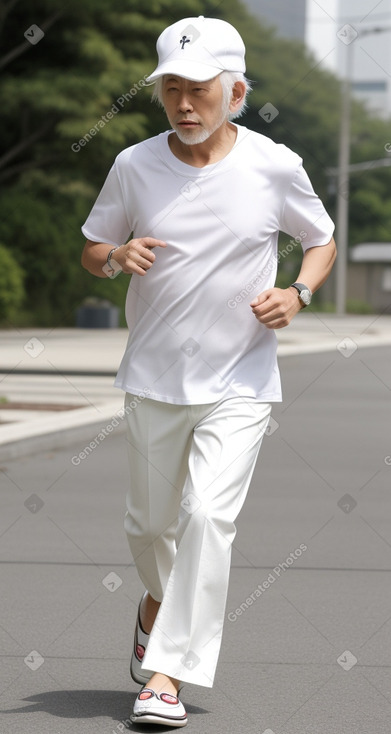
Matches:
[81,16,336,728]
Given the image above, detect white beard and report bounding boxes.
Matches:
[171,99,231,146]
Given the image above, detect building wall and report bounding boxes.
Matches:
[348,263,391,311]
[338,0,391,119]
[243,0,306,41]
[306,0,391,118]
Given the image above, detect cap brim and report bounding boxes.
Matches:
[146,60,223,83]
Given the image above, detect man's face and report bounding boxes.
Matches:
[161,75,231,145]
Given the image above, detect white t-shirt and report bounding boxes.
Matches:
[82,124,334,404]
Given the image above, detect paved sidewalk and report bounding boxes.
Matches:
[1,312,391,461]
[1,346,390,733]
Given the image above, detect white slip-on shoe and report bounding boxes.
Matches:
[130,592,154,685]
[131,687,187,727]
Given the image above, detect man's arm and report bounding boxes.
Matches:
[250,236,337,329]
[81,237,167,278]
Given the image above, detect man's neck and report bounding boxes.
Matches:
[168,122,238,168]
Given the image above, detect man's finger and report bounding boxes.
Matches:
[250,290,271,308]
[141,237,167,249]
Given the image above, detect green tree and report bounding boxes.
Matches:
[0,0,208,325]
[0,243,25,323]
[1,0,390,324]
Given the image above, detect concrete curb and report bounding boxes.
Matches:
[277,332,391,355]
[1,328,391,462]
[0,400,126,461]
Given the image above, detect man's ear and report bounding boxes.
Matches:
[229,81,246,114]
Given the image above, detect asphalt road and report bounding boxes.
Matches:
[1,346,391,734]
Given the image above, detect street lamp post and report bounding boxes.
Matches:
[335,39,353,315]
[335,26,391,315]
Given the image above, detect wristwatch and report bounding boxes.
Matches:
[106,247,119,271]
[290,282,312,308]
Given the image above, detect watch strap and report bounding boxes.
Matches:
[290,282,312,307]
[107,247,119,268]
[290,282,309,293]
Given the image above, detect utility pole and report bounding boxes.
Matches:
[335,26,391,315]
[335,39,353,315]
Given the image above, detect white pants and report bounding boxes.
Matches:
[124,393,272,687]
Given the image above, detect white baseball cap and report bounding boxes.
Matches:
[146,16,246,83]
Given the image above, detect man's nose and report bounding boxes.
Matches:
[177,94,193,112]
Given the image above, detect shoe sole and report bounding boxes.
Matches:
[130,713,188,727]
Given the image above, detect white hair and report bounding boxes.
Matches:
[219,71,252,119]
[152,71,252,120]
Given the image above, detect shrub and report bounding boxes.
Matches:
[0,243,25,324]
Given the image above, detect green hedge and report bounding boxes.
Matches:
[0,243,25,324]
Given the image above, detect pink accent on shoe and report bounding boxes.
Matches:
[160,693,179,705]
[139,689,154,701]
[136,644,145,661]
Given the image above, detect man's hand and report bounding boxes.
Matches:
[250,287,302,329]
[112,237,167,275]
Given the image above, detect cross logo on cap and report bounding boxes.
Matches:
[180,35,191,50]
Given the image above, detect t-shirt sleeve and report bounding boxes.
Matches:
[279,163,335,251]
[81,159,132,246]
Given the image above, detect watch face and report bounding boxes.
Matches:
[300,289,311,306]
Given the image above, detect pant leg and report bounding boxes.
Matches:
[124,393,194,602]
[143,397,272,687]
